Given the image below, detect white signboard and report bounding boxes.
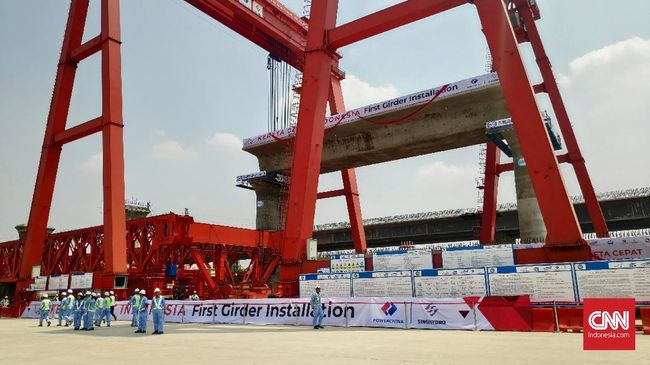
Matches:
[588,236,650,261]
[244,73,500,148]
[487,264,576,303]
[442,244,514,269]
[330,254,365,273]
[372,250,433,271]
[413,268,487,298]
[574,259,650,302]
[47,274,69,290]
[298,273,351,298]
[29,276,47,291]
[352,271,413,297]
[409,298,480,330]
[70,272,94,289]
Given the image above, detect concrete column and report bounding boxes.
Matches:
[502,129,547,242]
[249,180,284,231]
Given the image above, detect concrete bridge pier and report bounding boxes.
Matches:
[502,128,548,242]
[249,179,284,232]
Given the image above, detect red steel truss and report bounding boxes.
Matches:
[12,0,606,298]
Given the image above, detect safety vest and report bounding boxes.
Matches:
[152,297,164,310]
[41,299,51,311]
[97,297,105,309]
[132,294,141,307]
[109,295,116,307]
[67,295,75,309]
[138,297,148,312]
[85,298,96,312]
[75,299,84,311]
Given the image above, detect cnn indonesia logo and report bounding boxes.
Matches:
[583,298,635,350]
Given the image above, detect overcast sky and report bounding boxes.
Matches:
[1,0,649,241]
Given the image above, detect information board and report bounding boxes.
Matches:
[330,254,365,273]
[70,272,94,289]
[372,250,432,271]
[574,259,650,302]
[413,268,487,298]
[442,244,514,269]
[29,276,47,291]
[486,264,576,303]
[352,271,413,297]
[298,273,351,298]
[47,274,69,290]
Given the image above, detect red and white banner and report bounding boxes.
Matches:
[588,236,650,260]
[21,296,530,331]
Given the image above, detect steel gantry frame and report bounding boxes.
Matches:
[18,0,606,295]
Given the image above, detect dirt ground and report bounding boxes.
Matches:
[0,319,648,365]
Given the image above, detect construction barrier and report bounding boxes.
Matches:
[20,296,532,331]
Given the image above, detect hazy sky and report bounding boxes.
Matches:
[1,0,649,241]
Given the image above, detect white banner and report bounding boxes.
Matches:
[588,236,650,260]
[574,259,650,302]
[372,250,433,271]
[47,274,69,290]
[409,298,483,330]
[70,273,93,289]
[441,244,514,269]
[413,268,487,298]
[486,264,576,303]
[298,273,351,298]
[352,271,413,297]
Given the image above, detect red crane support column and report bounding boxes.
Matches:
[328,78,368,254]
[100,0,128,273]
[514,0,608,238]
[20,0,91,278]
[479,142,501,243]
[282,0,340,262]
[474,0,584,246]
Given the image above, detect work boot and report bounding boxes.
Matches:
[38,324,43,327]
[57,324,61,327]
[47,322,51,327]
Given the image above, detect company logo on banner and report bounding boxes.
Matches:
[583,298,635,350]
[381,302,398,316]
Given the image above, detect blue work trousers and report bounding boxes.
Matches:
[131,307,139,326]
[38,311,50,326]
[83,311,94,330]
[73,311,83,329]
[103,308,111,326]
[152,309,164,333]
[312,306,324,327]
[137,310,148,332]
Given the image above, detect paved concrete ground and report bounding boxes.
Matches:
[0,319,648,365]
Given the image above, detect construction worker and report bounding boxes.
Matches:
[109,290,117,320]
[129,288,141,327]
[65,289,75,326]
[57,291,68,326]
[102,291,112,327]
[151,288,166,335]
[38,293,51,327]
[310,286,324,329]
[135,289,148,334]
[73,292,84,330]
[82,291,95,331]
[0,296,9,308]
[95,292,105,326]
[189,290,199,301]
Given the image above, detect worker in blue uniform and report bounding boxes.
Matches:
[310,286,324,329]
[64,289,75,326]
[38,293,51,327]
[130,288,141,327]
[135,289,148,333]
[151,288,166,335]
[102,291,112,327]
[83,291,95,331]
[57,291,68,326]
[95,292,105,327]
[73,292,84,330]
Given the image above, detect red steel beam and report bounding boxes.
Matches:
[498,153,571,174]
[479,142,501,243]
[20,0,90,278]
[316,189,345,199]
[51,117,103,146]
[67,34,102,63]
[329,77,367,254]
[514,0,609,238]
[282,0,340,262]
[100,0,127,274]
[328,0,467,49]
[188,223,266,248]
[474,0,584,246]
[190,249,218,292]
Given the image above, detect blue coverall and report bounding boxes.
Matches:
[65,294,75,325]
[95,297,105,326]
[83,297,96,330]
[102,296,112,326]
[310,292,324,327]
[38,299,51,326]
[73,297,84,330]
[130,294,141,327]
[151,296,166,334]
[137,296,148,333]
[57,296,68,326]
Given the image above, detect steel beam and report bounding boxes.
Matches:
[474,0,584,246]
[68,34,102,63]
[51,117,103,146]
[514,0,608,238]
[20,0,90,278]
[282,0,340,262]
[317,189,345,199]
[328,0,467,49]
[479,142,500,243]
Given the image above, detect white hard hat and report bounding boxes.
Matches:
[134,288,139,293]
[154,288,161,293]
[315,285,321,289]
[139,289,146,295]
[42,293,48,298]
[109,291,114,295]
[92,292,98,297]
[104,291,109,296]
[67,289,73,293]
[85,291,92,295]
